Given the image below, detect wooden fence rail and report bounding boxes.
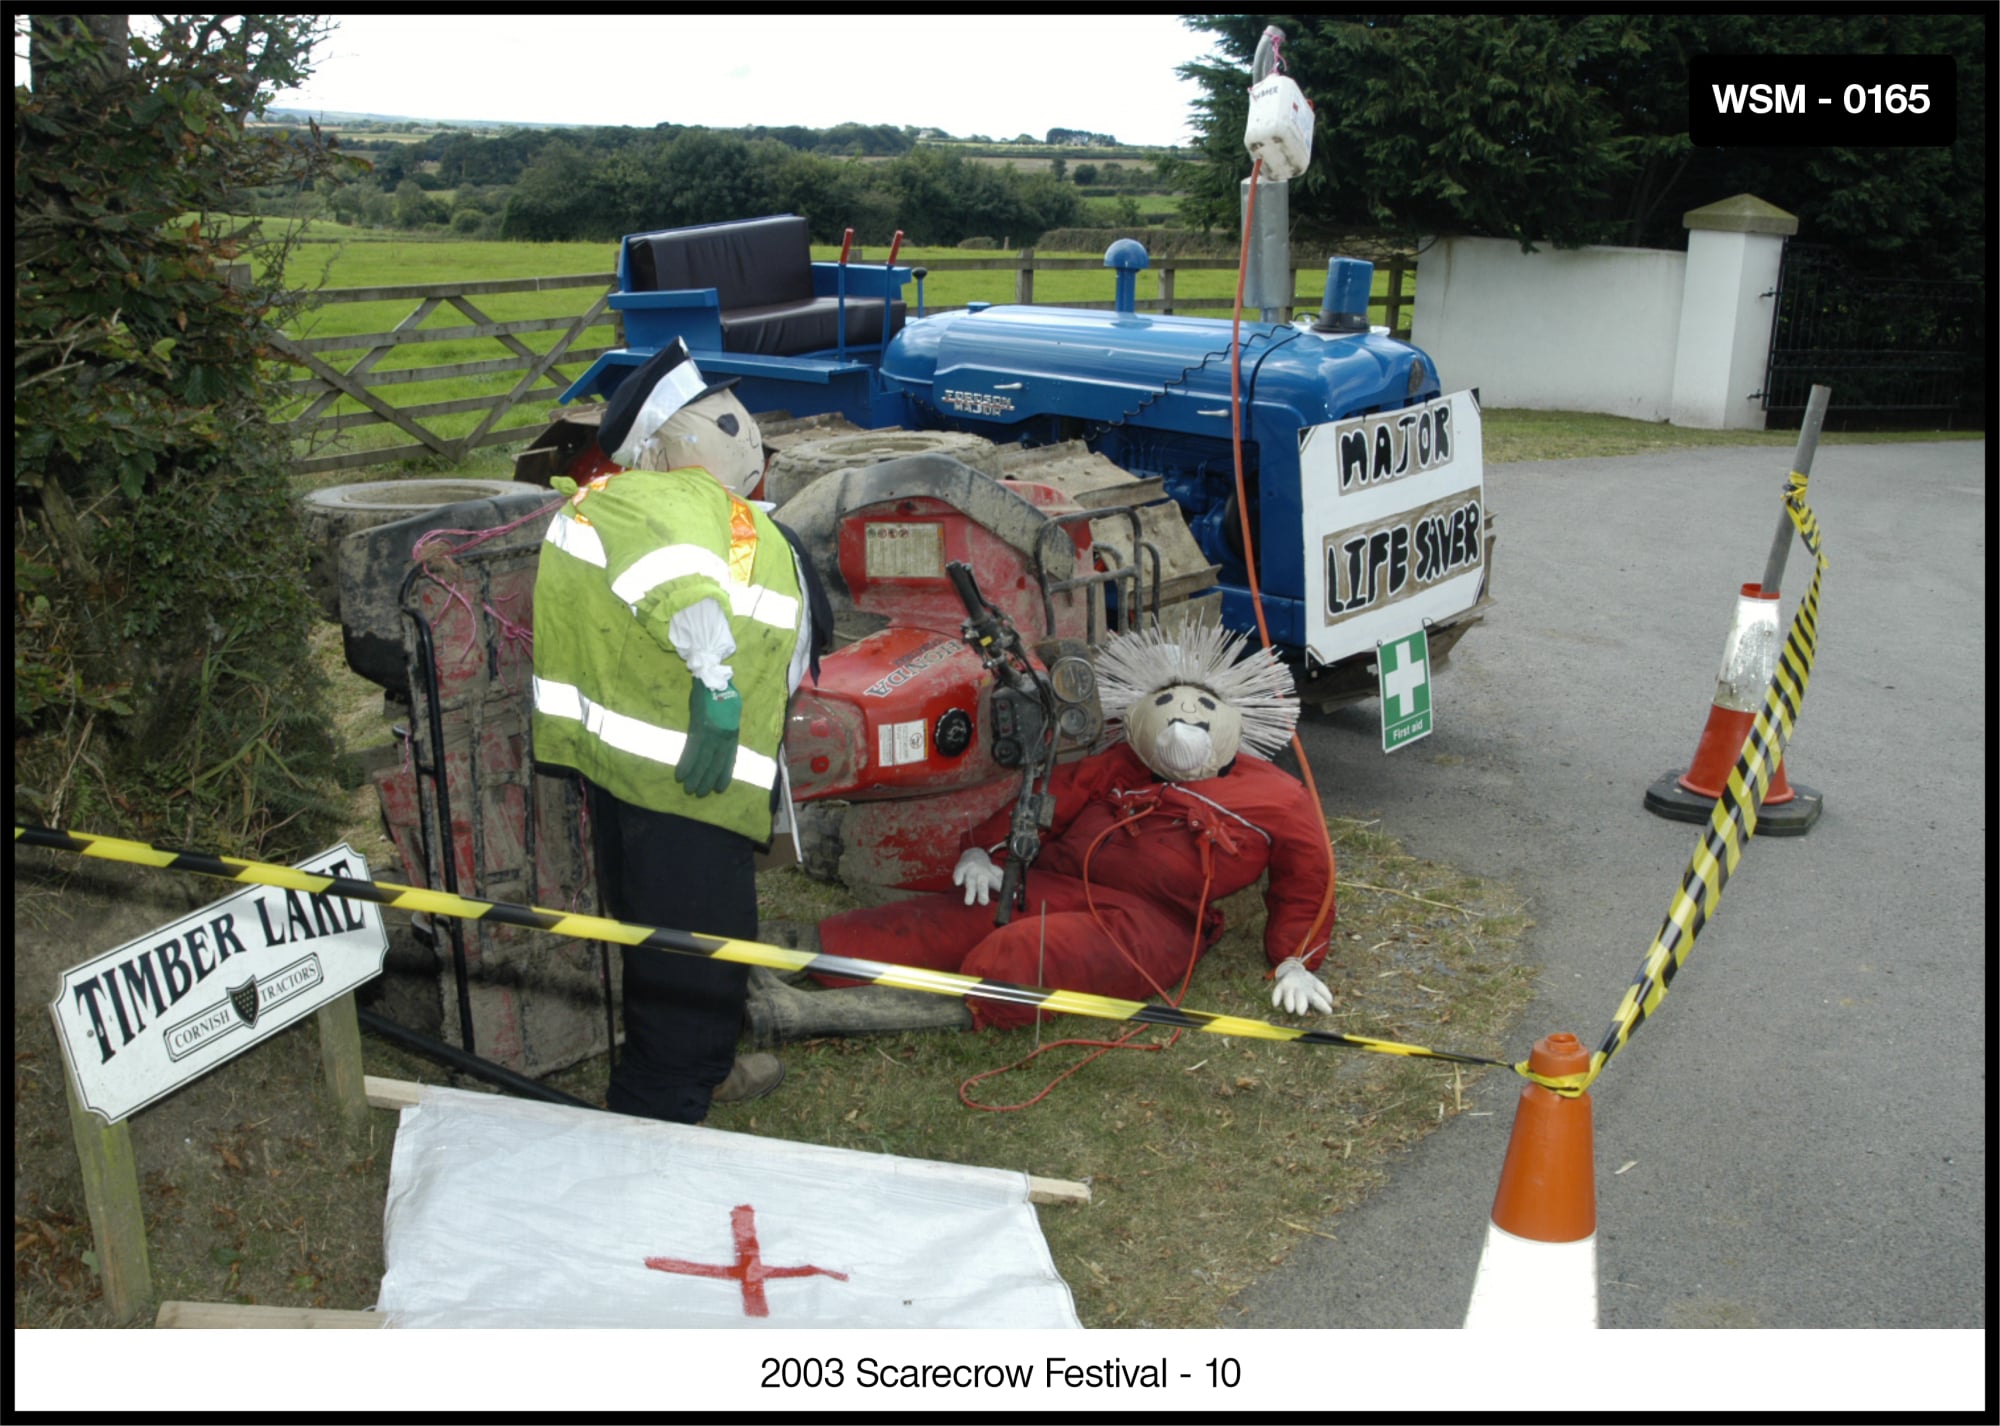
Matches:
[276,257,1414,475]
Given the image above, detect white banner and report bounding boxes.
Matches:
[377,1086,1081,1329]
[49,842,387,1124]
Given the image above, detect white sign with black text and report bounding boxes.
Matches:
[1296,389,1486,666]
[49,843,388,1124]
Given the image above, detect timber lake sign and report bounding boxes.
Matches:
[50,843,388,1124]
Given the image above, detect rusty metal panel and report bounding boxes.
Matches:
[398,524,615,1078]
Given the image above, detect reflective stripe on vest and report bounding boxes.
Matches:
[543,508,607,567]
[544,513,798,631]
[531,675,779,790]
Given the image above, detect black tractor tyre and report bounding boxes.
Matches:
[763,430,1004,507]
[300,479,544,623]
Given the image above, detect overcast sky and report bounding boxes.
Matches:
[261,14,1230,147]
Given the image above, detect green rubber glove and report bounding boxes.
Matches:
[677,680,742,797]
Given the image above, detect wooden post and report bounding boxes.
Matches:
[1159,265,1175,316]
[1016,250,1035,306]
[1385,262,1408,337]
[63,1074,153,1324]
[316,992,370,1132]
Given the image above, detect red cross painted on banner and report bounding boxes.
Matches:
[644,1203,849,1317]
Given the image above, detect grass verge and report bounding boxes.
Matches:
[1481,407,1982,464]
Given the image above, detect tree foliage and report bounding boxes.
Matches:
[14,15,363,853]
[1172,13,1987,274]
[496,134,1082,246]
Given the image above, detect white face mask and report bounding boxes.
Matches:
[1124,682,1244,781]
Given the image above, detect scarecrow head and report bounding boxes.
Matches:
[595,338,765,496]
[1094,619,1300,781]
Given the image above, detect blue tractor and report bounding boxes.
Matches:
[527,212,1491,711]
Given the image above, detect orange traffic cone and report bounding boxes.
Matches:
[1463,1032,1597,1328]
[1644,582,1822,834]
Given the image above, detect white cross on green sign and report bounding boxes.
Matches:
[1378,629,1433,752]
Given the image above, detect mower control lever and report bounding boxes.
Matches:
[947,560,1059,926]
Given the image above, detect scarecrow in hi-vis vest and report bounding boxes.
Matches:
[532,338,828,1123]
[747,620,1336,1041]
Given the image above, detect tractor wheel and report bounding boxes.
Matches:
[763,430,1004,506]
[299,479,544,622]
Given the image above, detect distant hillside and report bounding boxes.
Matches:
[265,108,550,131]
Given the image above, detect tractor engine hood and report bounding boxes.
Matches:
[879,306,1436,434]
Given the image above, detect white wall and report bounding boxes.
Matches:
[1412,238,1687,422]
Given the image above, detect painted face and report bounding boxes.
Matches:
[632,389,766,496]
[1125,682,1243,781]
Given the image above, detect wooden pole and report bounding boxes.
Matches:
[316,991,370,1131]
[63,1073,153,1324]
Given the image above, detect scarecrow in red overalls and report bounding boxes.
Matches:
[746,620,1336,1041]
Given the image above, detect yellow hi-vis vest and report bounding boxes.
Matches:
[530,468,804,842]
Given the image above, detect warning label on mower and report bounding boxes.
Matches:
[1297,390,1485,665]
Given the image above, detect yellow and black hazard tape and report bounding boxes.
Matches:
[14,823,1516,1073]
[1537,469,1829,1098]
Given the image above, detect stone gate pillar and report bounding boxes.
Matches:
[1670,194,1800,430]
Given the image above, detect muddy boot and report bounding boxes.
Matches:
[710,1051,785,1104]
[745,976,972,1047]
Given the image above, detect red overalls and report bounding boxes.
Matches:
[815,744,1335,1028]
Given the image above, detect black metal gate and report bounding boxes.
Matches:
[1761,242,1985,428]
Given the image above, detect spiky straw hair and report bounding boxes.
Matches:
[1094,618,1300,760]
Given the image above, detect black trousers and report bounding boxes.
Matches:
[585,780,756,1124]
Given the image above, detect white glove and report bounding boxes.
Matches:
[952,847,1006,906]
[1271,958,1334,1015]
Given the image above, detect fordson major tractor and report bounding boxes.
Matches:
[310,197,1491,1086]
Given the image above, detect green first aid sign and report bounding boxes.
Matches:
[1379,629,1433,752]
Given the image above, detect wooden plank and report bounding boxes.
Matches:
[1028,1176,1091,1206]
[309,273,613,303]
[280,312,609,357]
[281,345,617,394]
[281,392,532,435]
[292,423,554,476]
[63,1072,153,1324]
[459,295,611,452]
[360,1077,1091,1204]
[365,1074,425,1111]
[295,297,438,423]
[156,1301,382,1329]
[446,293,552,374]
[264,332,453,458]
